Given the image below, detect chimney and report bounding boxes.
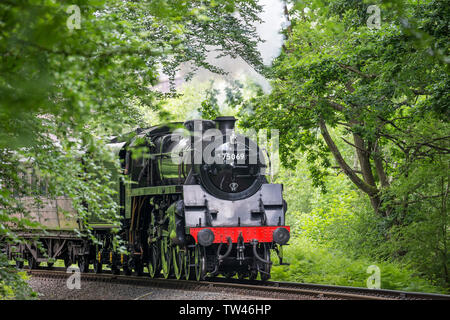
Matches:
[214,116,236,135]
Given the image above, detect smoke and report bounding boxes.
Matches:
[257,0,286,65]
[157,0,286,93]
[192,0,286,91]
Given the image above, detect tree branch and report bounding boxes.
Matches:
[391,192,447,205]
[326,100,346,112]
[336,62,376,79]
[353,132,378,190]
[373,141,390,188]
[319,118,379,196]
[341,137,366,153]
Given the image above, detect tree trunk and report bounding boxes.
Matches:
[352,133,384,215]
[319,118,386,215]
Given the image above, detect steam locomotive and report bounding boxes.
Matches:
[5,116,290,281]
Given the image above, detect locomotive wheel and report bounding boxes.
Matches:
[224,272,236,279]
[184,247,191,280]
[123,265,132,276]
[249,269,258,280]
[160,238,172,279]
[238,272,248,280]
[111,264,120,275]
[193,245,206,281]
[15,259,24,269]
[134,259,144,276]
[93,247,102,274]
[78,255,89,273]
[148,243,161,278]
[64,256,72,268]
[172,246,184,280]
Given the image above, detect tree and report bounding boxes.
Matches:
[0,0,264,298]
[241,0,448,215]
[239,0,449,285]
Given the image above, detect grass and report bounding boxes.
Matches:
[270,237,448,294]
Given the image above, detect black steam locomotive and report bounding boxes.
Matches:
[6,116,290,281]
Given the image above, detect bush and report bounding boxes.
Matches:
[0,254,37,300]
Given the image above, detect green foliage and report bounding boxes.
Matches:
[273,151,447,292]
[385,152,450,286]
[0,0,265,147]
[1,0,447,297]
[241,0,449,193]
[198,81,221,120]
[0,0,264,298]
[160,78,260,122]
[274,146,448,292]
[240,0,449,288]
[197,80,246,120]
[0,254,37,300]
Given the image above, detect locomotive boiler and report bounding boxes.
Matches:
[5,116,290,281]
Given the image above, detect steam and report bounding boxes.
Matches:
[156,0,286,93]
[191,0,286,91]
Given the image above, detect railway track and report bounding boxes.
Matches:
[26,268,450,300]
